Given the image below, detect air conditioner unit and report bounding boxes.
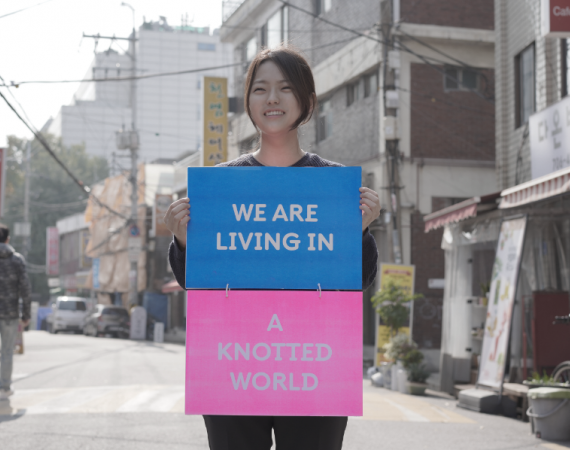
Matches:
[386,90,399,109]
[383,116,399,140]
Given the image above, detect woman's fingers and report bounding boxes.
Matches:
[359,187,381,231]
[164,197,191,248]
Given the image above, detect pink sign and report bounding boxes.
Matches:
[185,290,363,416]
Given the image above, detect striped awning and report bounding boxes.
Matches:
[500,166,570,209]
[424,193,500,233]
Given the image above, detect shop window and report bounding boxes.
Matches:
[515,43,535,128]
[317,98,332,142]
[444,67,480,92]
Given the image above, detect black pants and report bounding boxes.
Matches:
[203,415,348,450]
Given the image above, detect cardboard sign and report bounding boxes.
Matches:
[186,167,362,290]
[478,217,527,389]
[185,290,363,416]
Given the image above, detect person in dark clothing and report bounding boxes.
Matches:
[0,223,31,399]
[164,46,380,450]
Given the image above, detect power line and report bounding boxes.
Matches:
[0,0,56,20]
[277,0,493,104]
[0,89,129,221]
[2,62,242,87]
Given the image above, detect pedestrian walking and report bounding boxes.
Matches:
[164,46,381,450]
[0,223,31,399]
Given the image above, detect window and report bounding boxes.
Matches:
[515,43,535,128]
[562,39,569,98]
[316,0,332,15]
[264,6,289,49]
[444,67,479,91]
[317,99,332,142]
[198,42,216,52]
[347,78,366,106]
[245,36,257,63]
[364,72,378,98]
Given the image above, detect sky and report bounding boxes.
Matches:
[0,0,223,147]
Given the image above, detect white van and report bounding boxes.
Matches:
[47,297,88,334]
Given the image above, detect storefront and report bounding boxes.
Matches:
[426,168,570,394]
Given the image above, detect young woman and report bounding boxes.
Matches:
[164,46,380,450]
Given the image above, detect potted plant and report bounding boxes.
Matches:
[407,363,430,395]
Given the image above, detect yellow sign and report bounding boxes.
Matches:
[203,77,228,166]
[379,263,415,294]
[375,263,415,366]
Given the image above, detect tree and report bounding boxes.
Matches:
[3,134,109,298]
[371,280,423,338]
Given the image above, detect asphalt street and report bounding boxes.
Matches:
[0,331,568,450]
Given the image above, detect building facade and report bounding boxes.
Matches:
[220,0,497,368]
[48,18,234,168]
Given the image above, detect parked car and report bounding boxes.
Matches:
[83,305,130,338]
[46,297,88,334]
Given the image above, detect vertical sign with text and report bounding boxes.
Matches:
[46,227,59,276]
[375,264,415,365]
[478,217,527,389]
[203,77,228,166]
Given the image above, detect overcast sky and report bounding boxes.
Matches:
[0,0,223,147]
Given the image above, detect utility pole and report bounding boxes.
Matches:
[84,3,140,306]
[381,0,403,264]
[22,140,31,259]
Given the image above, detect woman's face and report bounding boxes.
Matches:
[249,61,301,136]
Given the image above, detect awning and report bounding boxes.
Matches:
[162,279,184,293]
[424,193,500,233]
[500,166,570,209]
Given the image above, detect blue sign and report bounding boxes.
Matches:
[186,167,362,290]
[92,258,100,289]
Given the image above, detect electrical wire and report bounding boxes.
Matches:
[277,0,493,104]
[2,62,242,86]
[0,0,56,20]
[0,89,129,221]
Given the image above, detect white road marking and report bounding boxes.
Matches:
[5,385,185,415]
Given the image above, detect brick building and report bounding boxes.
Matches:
[220,0,497,369]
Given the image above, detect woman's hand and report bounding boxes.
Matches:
[360,187,381,232]
[164,197,190,249]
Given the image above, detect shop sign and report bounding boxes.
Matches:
[185,167,362,290]
[46,227,59,276]
[203,77,228,166]
[478,217,527,389]
[375,264,415,366]
[185,290,363,416]
[541,0,570,38]
[529,95,570,179]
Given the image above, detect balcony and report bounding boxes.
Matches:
[222,0,246,23]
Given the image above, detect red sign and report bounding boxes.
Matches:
[0,148,6,218]
[46,227,59,276]
[542,0,570,37]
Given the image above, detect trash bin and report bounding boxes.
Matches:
[527,387,570,441]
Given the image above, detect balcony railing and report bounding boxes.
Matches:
[222,0,246,23]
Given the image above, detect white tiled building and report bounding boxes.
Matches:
[48,18,233,168]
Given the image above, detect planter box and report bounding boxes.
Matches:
[407,382,427,396]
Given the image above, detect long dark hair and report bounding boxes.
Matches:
[244,46,317,131]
